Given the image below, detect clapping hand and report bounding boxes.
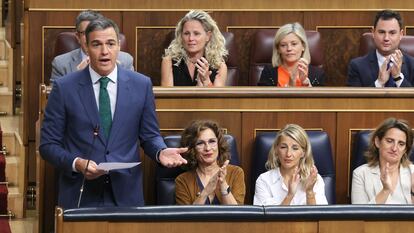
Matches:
[195,57,213,86]
[378,56,394,86]
[380,162,392,192]
[287,166,301,196]
[389,49,403,78]
[304,165,318,192]
[77,56,90,70]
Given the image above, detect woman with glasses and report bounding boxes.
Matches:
[253,124,328,205]
[175,120,245,205]
[352,118,414,204]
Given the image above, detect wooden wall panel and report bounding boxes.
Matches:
[318,27,371,86]
[26,0,414,10]
[135,27,175,85]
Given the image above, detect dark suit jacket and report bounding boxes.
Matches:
[40,66,166,209]
[257,64,325,86]
[347,50,414,87]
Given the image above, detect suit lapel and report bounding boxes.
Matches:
[77,69,106,144]
[107,68,131,148]
[369,165,382,196]
[400,165,412,203]
[368,51,380,86]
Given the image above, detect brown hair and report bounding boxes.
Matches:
[366,118,413,167]
[180,120,230,170]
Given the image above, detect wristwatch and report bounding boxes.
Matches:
[221,186,231,196]
[393,75,402,82]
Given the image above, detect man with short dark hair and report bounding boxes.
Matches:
[40,18,187,209]
[347,9,414,87]
[50,10,134,84]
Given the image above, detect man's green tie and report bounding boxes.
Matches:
[99,77,112,138]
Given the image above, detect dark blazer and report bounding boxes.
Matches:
[257,64,325,86]
[347,50,414,87]
[40,66,166,209]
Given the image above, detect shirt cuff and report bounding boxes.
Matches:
[374,79,383,87]
[72,157,80,172]
[155,148,167,163]
[395,73,404,87]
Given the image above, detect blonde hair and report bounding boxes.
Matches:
[265,124,315,180]
[272,22,311,67]
[163,10,228,69]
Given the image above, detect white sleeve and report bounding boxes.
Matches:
[314,175,328,205]
[253,174,279,205]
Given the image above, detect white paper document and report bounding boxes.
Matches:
[97,162,141,171]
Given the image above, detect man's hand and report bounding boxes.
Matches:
[77,57,90,70]
[390,49,403,78]
[377,56,392,86]
[159,148,188,168]
[75,158,106,180]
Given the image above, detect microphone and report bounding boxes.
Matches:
[77,125,99,208]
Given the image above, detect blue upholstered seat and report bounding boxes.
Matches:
[251,131,336,204]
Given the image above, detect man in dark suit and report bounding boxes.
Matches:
[40,17,187,209]
[347,10,414,87]
[50,10,134,84]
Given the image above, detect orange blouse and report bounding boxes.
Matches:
[277,66,306,87]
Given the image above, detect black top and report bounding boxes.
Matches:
[196,174,220,204]
[172,59,218,86]
[257,64,326,86]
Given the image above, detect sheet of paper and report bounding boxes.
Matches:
[97,162,141,171]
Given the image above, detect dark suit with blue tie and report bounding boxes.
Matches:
[40,66,166,209]
[347,50,414,87]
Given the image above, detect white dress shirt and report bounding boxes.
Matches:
[89,65,118,119]
[253,167,328,205]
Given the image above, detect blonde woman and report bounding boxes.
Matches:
[254,124,328,205]
[161,10,228,87]
[257,23,325,87]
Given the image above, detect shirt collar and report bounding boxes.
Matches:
[89,65,118,85]
[376,50,387,66]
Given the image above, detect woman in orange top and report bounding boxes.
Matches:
[257,23,325,87]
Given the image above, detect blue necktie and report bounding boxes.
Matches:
[99,77,112,138]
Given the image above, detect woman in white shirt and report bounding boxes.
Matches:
[352,118,414,204]
[253,124,328,205]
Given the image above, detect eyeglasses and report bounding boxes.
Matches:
[195,138,218,150]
